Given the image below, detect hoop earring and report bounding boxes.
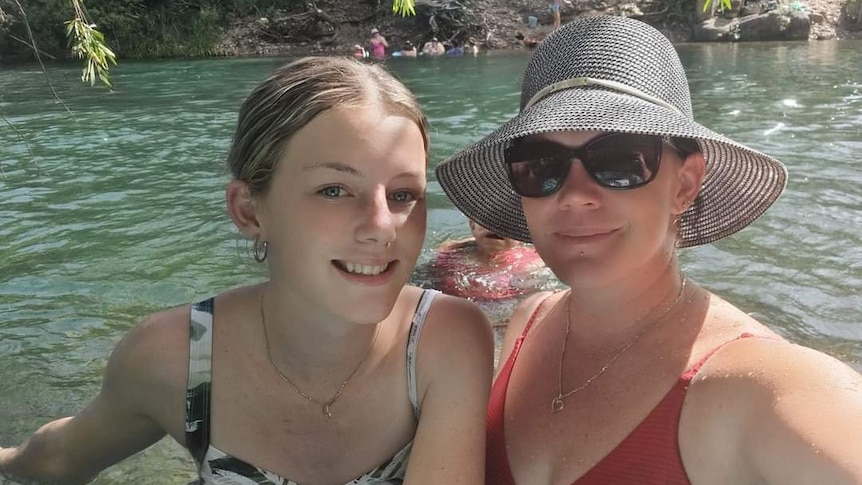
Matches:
[253,238,268,263]
[672,201,689,249]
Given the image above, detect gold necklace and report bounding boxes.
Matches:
[551,277,688,414]
[259,290,380,418]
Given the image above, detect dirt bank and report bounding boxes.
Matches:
[214,0,862,58]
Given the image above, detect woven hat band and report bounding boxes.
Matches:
[523,77,685,116]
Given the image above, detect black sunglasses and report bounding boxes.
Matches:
[504,133,671,198]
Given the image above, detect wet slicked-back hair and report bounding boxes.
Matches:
[227,57,429,196]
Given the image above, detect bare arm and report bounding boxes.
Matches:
[746,342,862,484]
[403,295,494,485]
[0,311,185,484]
[688,338,862,484]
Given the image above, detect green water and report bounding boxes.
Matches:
[1,41,861,483]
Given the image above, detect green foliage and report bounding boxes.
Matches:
[102,6,223,57]
[1,0,415,63]
[392,0,416,16]
[65,1,117,87]
[1,0,70,53]
[702,0,734,13]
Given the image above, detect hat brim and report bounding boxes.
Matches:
[436,87,787,248]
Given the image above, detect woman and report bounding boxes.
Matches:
[369,28,388,60]
[436,16,862,485]
[0,57,493,485]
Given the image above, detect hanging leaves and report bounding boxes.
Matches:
[392,0,417,17]
[65,0,116,88]
[702,0,735,13]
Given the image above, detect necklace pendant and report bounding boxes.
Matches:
[551,396,565,413]
[322,404,332,419]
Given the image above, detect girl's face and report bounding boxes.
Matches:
[257,105,427,323]
[519,130,701,289]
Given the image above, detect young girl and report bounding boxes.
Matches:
[0,57,493,485]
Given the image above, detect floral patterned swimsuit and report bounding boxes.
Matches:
[185,290,439,484]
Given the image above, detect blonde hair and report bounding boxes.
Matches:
[227,57,429,196]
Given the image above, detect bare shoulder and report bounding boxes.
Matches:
[682,300,862,484]
[109,305,190,381]
[420,291,494,355]
[497,291,558,371]
[692,336,860,397]
[506,291,557,336]
[403,289,494,388]
[400,291,492,484]
[690,294,859,403]
[101,304,191,421]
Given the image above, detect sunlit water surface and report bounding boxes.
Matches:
[1,40,860,482]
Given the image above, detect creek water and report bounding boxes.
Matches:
[1,41,860,482]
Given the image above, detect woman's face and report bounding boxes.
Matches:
[257,105,427,323]
[519,130,701,289]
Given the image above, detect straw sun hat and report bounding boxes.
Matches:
[435,16,787,248]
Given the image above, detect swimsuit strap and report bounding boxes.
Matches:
[406,289,440,418]
[682,331,757,380]
[186,298,215,468]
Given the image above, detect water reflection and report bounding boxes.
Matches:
[1,42,861,483]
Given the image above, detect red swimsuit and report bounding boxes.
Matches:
[486,302,751,484]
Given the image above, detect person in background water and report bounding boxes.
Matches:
[428,220,544,301]
[368,28,388,60]
[403,40,418,57]
[437,16,862,485]
[422,37,445,56]
[466,39,479,56]
[550,0,572,29]
[515,31,540,49]
[353,43,368,59]
[446,41,465,57]
[0,57,493,485]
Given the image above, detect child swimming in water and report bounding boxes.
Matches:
[427,220,545,301]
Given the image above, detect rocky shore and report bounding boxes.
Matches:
[213,0,862,59]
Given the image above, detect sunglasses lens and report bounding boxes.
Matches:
[584,134,661,189]
[505,154,571,197]
[505,133,663,197]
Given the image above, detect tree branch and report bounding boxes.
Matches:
[12,0,75,119]
[0,108,39,177]
[7,33,58,59]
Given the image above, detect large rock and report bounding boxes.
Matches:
[692,10,810,41]
[692,17,741,41]
[737,10,810,40]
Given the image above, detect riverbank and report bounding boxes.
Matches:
[2,0,860,64]
[213,0,862,59]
